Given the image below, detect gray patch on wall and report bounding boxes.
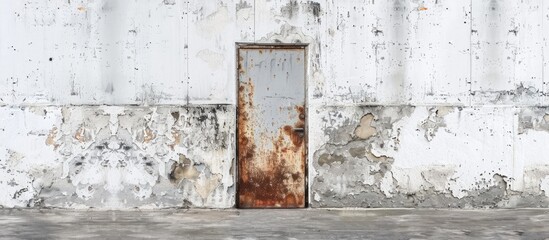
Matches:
[7,105,235,209]
[311,106,549,208]
[518,107,549,134]
[305,1,321,22]
[420,107,453,141]
[471,84,544,105]
[280,1,300,19]
[236,0,252,11]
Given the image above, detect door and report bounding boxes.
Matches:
[237,45,307,208]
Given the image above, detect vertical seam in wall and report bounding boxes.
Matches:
[253,0,256,42]
[510,107,512,192]
[469,0,473,107]
[543,0,545,93]
[186,0,190,106]
[513,4,518,93]
[178,1,182,106]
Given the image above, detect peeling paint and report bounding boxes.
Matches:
[354,114,377,140]
[420,107,453,142]
[2,0,549,209]
[0,106,234,208]
[311,106,549,208]
[518,108,549,134]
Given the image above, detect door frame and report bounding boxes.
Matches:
[235,43,309,208]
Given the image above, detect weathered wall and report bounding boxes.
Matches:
[0,106,234,208]
[307,0,549,208]
[1,0,549,208]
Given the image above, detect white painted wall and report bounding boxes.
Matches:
[2,1,548,105]
[1,0,549,208]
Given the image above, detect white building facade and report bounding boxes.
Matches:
[1,0,549,208]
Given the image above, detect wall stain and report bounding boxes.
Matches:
[420,107,452,142]
[354,113,377,140]
[45,127,60,150]
[3,106,237,208]
[169,154,199,183]
[306,1,321,19]
[280,0,299,19]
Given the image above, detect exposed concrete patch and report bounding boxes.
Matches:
[314,170,515,208]
[420,107,453,142]
[348,147,366,158]
[518,107,549,134]
[421,166,456,192]
[523,167,549,194]
[0,107,61,208]
[323,117,356,145]
[169,154,200,183]
[312,106,411,204]
[312,106,548,208]
[0,106,235,209]
[317,153,345,166]
[354,113,376,140]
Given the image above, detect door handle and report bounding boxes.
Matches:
[293,128,305,132]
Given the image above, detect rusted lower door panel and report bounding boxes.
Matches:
[237,47,306,208]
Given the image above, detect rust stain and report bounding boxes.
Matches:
[238,55,245,75]
[282,126,301,146]
[418,6,428,11]
[143,127,156,143]
[238,77,255,186]
[282,106,305,147]
[238,74,305,208]
[74,127,87,143]
[46,127,60,150]
[168,128,181,150]
[77,6,86,11]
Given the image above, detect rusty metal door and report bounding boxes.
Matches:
[237,45,306,208]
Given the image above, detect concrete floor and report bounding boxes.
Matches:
[0,209,548,239]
